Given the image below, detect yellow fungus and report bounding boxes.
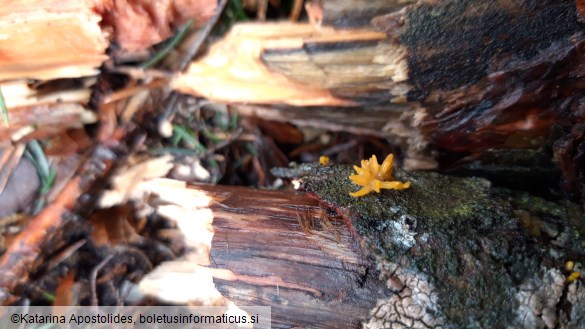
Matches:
[565,261,575,272]
[348,154,411,197]
[567,271,581,283]
[319,156,330,165]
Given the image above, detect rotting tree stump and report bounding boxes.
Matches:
[183,166,585,329]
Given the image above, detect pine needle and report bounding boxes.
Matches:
[140,19,194,69]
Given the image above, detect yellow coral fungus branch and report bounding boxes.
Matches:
[348,154,411,197]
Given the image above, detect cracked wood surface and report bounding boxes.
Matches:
[187,184,387,329]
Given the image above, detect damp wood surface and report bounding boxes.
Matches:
[186,183,387,329]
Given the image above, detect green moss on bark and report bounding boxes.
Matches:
[289,164,585,328]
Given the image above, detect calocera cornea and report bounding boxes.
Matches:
[348,154,410,197]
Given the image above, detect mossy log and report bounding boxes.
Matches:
[174,0,585,207]
[183,164,585,328]
[293,163,585,328]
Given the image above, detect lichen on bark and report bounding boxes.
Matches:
[279,163,585,328]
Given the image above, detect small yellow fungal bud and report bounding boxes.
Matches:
[565,261,575,272]
[319,156,330,165]
[567,271,581,283]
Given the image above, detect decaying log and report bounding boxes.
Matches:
[190,184,388,328]
[120,168,585,328]
[131,170,584,328]
[171,20,433,170]
[173,0,585,207]
[117,178,386,327]
[171,23,388,106]
[293,163,585,329]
